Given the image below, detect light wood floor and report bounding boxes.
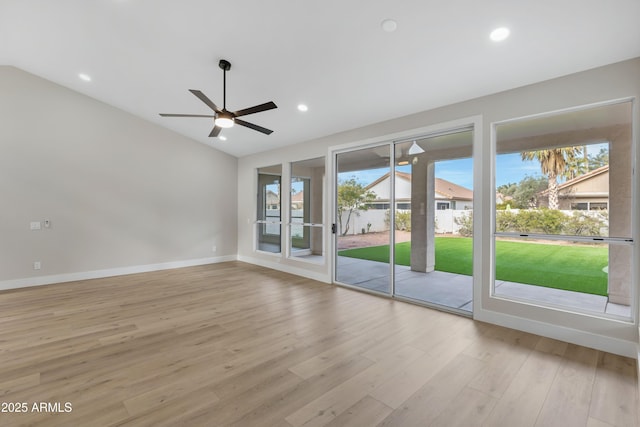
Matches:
[0,261,637,427]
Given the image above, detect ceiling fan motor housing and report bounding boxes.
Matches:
[219,59,231,71]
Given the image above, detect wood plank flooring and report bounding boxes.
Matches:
[0,261,637,426]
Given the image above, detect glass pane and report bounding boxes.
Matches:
[494,101,634,317]
[290,225,324,262]
[494,238,631,318]
[336,146,390,294]
[393,129,474,313]
[290,157,325,263]
[496,102,632,239]
[257,165,282,253]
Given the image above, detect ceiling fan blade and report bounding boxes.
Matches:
[209,126,222,137]
[235,118,273,135]
[189,89,221,112]
[159,113,214,118]
[233,101,277,117]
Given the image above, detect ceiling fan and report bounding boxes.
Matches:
[159,59,277,137]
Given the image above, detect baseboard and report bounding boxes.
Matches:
[474,308,637,359]
[0,255,238,291]
[237,255,331,284]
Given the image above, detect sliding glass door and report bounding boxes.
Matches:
[335,146,391,294]
[393,130,474,313]
[334,128,474,314]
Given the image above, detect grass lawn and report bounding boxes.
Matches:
[338,237,608,296]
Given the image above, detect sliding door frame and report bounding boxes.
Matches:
[330,116,483,317]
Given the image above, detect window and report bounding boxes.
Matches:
[494,100,634,319]
[437,202,450,210]
[256,165,282,253]
[367,203,390,210]
[396,202,411,210]
[590,202,608,210]
[571,202,608,211]
[289,157,325,263]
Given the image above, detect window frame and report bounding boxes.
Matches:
[490,99,635,321]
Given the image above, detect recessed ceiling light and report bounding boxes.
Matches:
[219,135,227,141]
[297,104,308,112]
[381,19,397,33]
[490,27,510,42]
[78,73,91,82]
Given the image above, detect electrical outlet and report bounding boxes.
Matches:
[33,261,41,270]
[212,245,217,252]
[30,221,41,230]
[44,219,51,228]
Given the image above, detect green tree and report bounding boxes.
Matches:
[511,175,548,208]
[588,147,609,170]
[337,178,376,236]
[521,147,581,209]
[562,151,588,180]
[497,182,518,197]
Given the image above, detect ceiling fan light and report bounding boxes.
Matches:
[215,113,234,128]
[408,141,425,155]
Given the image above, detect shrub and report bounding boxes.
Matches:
[514,209,538,232]
[564,211,605,236]
[496,208,607,236]
[384,210,411,231]
[536,208,566,234]
[496,210,518,232]
[396,211,411,231]
[455,212,473,237]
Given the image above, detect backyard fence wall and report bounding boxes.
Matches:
[338,208,608,236]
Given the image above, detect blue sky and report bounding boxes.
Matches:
[338,157,529,190]
[338,142,609,190]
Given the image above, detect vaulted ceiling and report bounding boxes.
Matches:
[1,0,639,157]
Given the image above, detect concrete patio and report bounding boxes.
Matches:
[336,256,630,317]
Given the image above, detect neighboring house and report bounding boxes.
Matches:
[434,177,474,210]
[290,191,304,209]
[364,171,473,210]
[539,165,609,210]
[265,190,280,209]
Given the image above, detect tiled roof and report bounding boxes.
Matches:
[291,191,304,203]
[434,178,473,200]
[365,171,473,200]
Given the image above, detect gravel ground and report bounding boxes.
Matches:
[337,230,411,250]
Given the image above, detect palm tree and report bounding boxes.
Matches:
[562,151,588,180]
[521,147,581,209]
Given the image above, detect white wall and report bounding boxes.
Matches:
[339,210,388,235]
[368,175,412,200]
[338,209,473,235]
[0,66,238,287]
[435,210,471,234]
[237,57,640,357]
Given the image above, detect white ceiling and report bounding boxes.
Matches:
[1,0,639,158]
